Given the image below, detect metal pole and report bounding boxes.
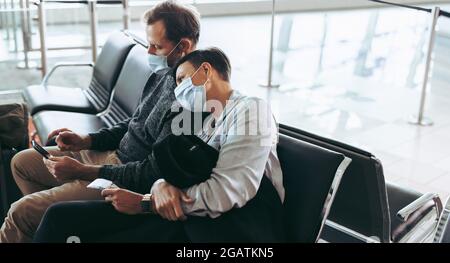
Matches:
[122,0,129,30]
[3,0,10,40]
[88,0,98,63]
[409,6,440,126]
[0,0,4,29]
[10,0,18,52]
[26,0,32,40]
[259,0,279,88]
[37,0,47,77]
[17,0,36,69]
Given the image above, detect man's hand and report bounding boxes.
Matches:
[48,128,91,152]
[43,156,99,181]
[101,188,144,215]
[151,180,193,221]
[47,128,72,140]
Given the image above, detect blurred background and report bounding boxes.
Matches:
[1,0,450,199]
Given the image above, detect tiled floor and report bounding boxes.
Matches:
[1,4,450,199]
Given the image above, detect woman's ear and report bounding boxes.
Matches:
[203,63,213,79]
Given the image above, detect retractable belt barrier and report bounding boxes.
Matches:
[368,0,450,18]
[368,0,449,126]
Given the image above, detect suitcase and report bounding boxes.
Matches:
[0,145,22,225]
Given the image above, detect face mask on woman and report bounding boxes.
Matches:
[148,40,181,72]
[174,65,208,112]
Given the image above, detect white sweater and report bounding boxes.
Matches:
[153,90,284,218]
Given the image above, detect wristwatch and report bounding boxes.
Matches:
[141,194,153,214]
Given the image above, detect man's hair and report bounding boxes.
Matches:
[174,47,231,82]
[142,0,200,46]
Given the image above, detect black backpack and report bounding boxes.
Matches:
[0,103,28,223]
[0,103,29,149]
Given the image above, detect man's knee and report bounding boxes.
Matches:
[7,198,28,227]
[7,195,48,226]
[10,149,36,180]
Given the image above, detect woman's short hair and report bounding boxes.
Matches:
[174,47,231,82]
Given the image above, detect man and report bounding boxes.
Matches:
[0,0,201,243]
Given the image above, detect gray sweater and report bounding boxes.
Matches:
[88,68,176,194]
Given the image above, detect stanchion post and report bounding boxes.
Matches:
[122,0,129,30]
[4,0,10,40]
[409,6,440,126]
[88,0,98,62]
[10,0,18,52]
[26,0,32,40]
[17,0,38,69]
[259,0,279,88]
[37,0,47,77]
[0,0,4,30]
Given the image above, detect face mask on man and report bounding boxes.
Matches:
[148,40,182,72]
[174,65,208,112]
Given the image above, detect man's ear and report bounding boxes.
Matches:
[178,38,193,55]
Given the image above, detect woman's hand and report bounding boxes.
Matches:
[101,188,144,215]
[151,180,193,221]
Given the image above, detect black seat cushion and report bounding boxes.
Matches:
[277,134,347,242]
[33,111,107,145]
[24,85,96,115]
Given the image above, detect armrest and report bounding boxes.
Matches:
[393,192,443,243]
[397,193,442,222]
[42,62,94,86]
[323,220,381,243]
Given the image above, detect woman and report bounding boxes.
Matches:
[34,48,285,243]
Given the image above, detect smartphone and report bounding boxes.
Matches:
[32,140,51,159]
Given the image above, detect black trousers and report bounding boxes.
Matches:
[33,200,188,243]
[34,176,285,243]
[183,175,285,242]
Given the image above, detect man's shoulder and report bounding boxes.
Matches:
[153,68,175,80]
[154,69,176,89]
[143,68,176,95]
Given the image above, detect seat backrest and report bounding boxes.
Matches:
[279,124,391,243]
[100,45,152,127]
[85,31,135,111]
[277,134,351,242]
